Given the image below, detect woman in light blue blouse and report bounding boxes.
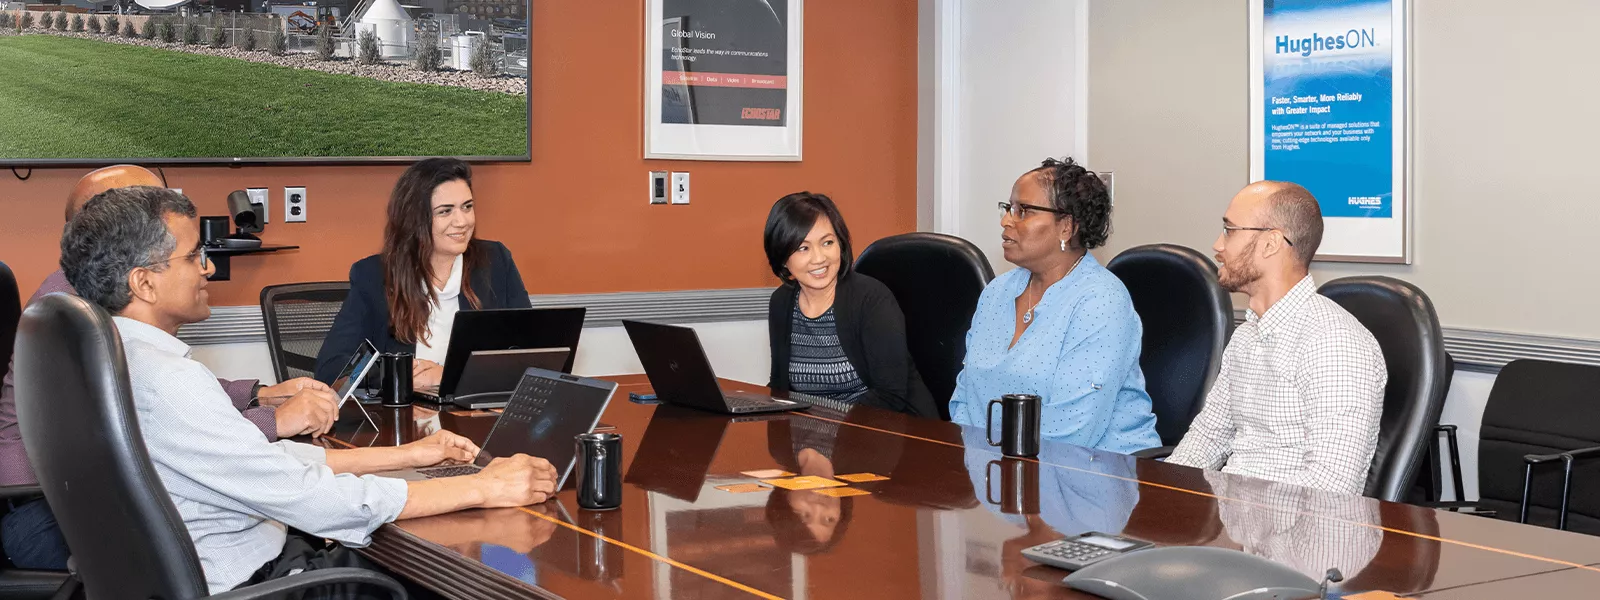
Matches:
[949,157,1160,455]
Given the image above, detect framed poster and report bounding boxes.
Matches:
[1249,0,1410,263]
[645,0,803,161]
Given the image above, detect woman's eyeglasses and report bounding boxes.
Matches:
[998,201,1068,220]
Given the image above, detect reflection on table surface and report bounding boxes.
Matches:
[325,376,1600,600]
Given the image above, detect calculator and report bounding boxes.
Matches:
[1021,532,1153,571]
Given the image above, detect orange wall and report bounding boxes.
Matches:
[0,1,919,307]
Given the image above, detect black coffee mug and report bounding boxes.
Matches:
[378,353,414,407]
[985,458,1041,515]
[575,432,622,511]
[987,393,1041,458]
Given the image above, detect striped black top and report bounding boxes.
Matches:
[787,302,869,402]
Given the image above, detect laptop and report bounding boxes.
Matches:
[377,367,617,485]
[418,307,586,403]
[445,347,572,410]
[621,320,802,415]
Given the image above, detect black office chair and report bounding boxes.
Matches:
[1317,276,1449,503]
[0,262,72,600]
[1106,244,1232,455]
[261,282,351,383]
[13,293,406,599]
[855,233,995,421]
[1434,360,1600,534]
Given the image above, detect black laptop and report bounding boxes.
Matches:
[621,320,801,415]
[419,307,586,404]
[378,367,617,485]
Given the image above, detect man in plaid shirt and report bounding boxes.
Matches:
[1169,182,1387,496]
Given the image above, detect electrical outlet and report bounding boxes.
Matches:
[284,186,307,222]
[649,171,669,205]
[670,172,690,205]
[246,188,269,224]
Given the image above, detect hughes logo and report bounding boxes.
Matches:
[1276,29,1378,57]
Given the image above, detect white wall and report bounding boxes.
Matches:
[196,320,772,389]
[928,0,1088,273]
[1086,0,1600,340]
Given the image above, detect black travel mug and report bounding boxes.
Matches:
[378,352,413,407]
[575,432,623,511]
[985,458,1041,515]
[987,393,1042,458]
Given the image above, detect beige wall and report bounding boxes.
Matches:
[1088,0,1600,339]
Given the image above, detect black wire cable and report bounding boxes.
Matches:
[9,167,31,181]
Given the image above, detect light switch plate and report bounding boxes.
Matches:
[284,186,307,222]
[671,172,690,205]
[649,171,669,205]
[246,187,269,224]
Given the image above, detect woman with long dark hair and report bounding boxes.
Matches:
[315,158,531,389]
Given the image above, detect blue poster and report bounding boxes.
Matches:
[1261,0,1394,218]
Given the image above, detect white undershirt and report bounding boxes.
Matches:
[415,254,463,364]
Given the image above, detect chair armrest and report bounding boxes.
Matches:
[1433,424,1465,502]
[204,568,406,600]
[1525,445,1600,465]
[1519,445,1600,530]
[1133,445,1174,460]
[0,484,45,503]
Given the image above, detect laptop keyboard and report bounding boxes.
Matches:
[418,465,482,479]
[725,393,787,412]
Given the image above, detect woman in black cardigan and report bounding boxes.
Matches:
[314,158,531,387]
[764,192,937,419]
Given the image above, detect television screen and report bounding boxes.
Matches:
[0,0,530,165]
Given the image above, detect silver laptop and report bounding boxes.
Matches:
[377,367,616,487]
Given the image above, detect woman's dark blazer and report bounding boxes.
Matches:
[767,273,938,419]
[313,240,531,383]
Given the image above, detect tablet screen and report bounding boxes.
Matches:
[330,340,379,408]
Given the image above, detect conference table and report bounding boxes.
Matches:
[321,375,1600,599]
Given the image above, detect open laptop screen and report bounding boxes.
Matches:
[473,368,616,488]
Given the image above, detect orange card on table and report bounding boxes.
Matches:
[835,472,889,483]
[741,469,794,479]
[762,476,846,490]
[1345,593,1404,600]
[714,483,769,494]
[812,487,871,498]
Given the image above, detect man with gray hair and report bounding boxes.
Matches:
[57,186,560,595]
[1168,181,1387,496]
[0,165,336,571]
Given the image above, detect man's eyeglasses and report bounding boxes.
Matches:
[998,201,1069,220]
[137,246,210,271]
[1222,224,1295,247]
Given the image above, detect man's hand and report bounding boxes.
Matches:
[403,430,480,468]
[274,387,339,438]
[257,378,333,407]
[413,359,445,392]
[473,455,559,507]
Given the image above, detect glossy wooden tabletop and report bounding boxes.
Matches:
[323,376,1600,599]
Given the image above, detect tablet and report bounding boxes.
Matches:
[330,339,380,410]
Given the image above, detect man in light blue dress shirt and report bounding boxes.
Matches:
[949,157,1160,455]
[58,186,562,595]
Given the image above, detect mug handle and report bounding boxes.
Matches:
[985,460,1003,505]
[987,399,1003,447]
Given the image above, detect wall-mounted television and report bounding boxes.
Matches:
[0,0,530,166]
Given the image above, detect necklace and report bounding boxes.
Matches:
[1022,253,1086,325]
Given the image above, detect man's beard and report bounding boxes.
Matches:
[1218,238,1262,293]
